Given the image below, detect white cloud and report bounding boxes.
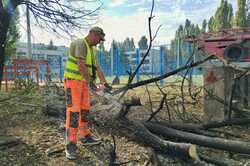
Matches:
[19,0,238,50]
[96,10,167,49]
[109,0,127,7]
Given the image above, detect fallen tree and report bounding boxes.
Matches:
[144,121,250,154]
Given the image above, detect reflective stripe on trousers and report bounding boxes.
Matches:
[64,79,91,144]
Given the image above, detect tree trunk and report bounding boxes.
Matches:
[117,118,199,162]
[145,122,250,154]
[0,0,19,89]
[0,9,11,89]
[155,118,250,131]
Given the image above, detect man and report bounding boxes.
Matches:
[64,26,112,160]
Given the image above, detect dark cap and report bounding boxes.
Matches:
[90,26,105,41]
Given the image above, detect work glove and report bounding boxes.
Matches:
[89,82,97,91]
[104,83,112,93]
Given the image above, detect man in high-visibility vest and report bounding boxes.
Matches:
[64,26,112,160]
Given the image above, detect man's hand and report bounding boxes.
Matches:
[89,81,97,91]
[104,83,112,93]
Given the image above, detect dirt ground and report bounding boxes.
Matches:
[0,86,177,166]
[1,84,250,166]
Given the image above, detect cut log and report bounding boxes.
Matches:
[201,118,250,130]
[0,136,20,150]
[118,118,199,162]
[145,122,250,154]
[156,117,250,131]
[199,154,243,166]
[155,121,240,138]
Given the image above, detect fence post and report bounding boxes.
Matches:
[188,42,194,75]
[136,48,140,82]
[116,48,120,78]
[59,56,63,82]
[111,45,114,77]
[176,37,182,69]
[160,46,165,86]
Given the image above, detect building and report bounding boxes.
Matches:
[124,48,161,75]
[15,42,68,81]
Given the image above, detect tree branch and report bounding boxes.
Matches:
[114,55,214,95]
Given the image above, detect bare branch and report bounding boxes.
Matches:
[147,94,167,121]
[118,0,160,100]
[114,55,214,95]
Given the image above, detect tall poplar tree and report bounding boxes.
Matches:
[201,19,207,32]
[235,0,247,27]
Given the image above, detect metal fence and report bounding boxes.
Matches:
[97,43,202,84]
[4,42,202,85]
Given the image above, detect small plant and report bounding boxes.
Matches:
[13,79,38,93]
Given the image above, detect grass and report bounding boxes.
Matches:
[105,75,204,87]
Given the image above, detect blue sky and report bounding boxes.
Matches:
[20,0,237,49]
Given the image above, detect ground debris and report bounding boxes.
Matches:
[45,144,64,157]
[0,136,20,150]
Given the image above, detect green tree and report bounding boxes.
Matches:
[176,25,184,38]
[235,0,247,27]
[184,19,191,36]
[171,20,201,59]
[0,0,101,87]
[194,24,201,36]
[201,19,207,32]
[97,42,105,51]
[208,0,233,31]
[138,36,148,50]
[123,37,132,51]
[129,38,135,50]
[5,7,20,60]
[227,3,234,27]
[214,0,231,30]
[47,40,56,50]
[208,16,215,32]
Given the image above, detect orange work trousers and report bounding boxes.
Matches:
[64,79,91,144]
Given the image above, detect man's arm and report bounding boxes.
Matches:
[96,63,107,84]
[73,40,91,84]
[96,63,112,91]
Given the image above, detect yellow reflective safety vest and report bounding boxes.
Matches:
[64,39,97,81]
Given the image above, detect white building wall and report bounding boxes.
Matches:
[124,49,160,74]
[15,42,68,81]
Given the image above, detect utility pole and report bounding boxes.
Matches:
[111,44,114,76]
[26,4,32,59]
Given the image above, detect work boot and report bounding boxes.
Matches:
[65,142,77,160]
[80,134,101,145]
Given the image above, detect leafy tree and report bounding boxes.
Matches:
[97,42,105,51]
[194,24,201,36]
[201,19,207,33]
[246,0,250,26]
[138,36,148,50]
[235,0,247,27]
[0,0,101,85]
[130,38,135,50]
[208,16,215,32]
[208,0,233,31]
[247,13,250,26]
[176,25,184,38]
[47,40,56,50]
[123,37,133,51]
[227,3,234,27]
[171,21,201,59]
[184,19,191,36]
[213,0,233,30]
[5,7,20,60]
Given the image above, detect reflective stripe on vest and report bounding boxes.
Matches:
[83,39,97,80]
[64,39,97,80]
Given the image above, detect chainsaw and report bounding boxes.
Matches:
[89,84,122,109]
